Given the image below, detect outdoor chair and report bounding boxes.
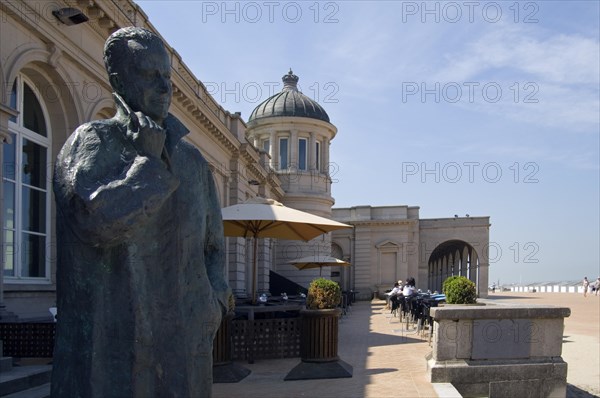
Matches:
[389,294,404,323]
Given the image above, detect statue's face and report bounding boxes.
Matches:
[119,39,172,124]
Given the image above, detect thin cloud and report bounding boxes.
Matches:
[435,24,599,84]
[428,24,599,131]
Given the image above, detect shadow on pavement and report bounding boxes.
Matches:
[567,384,600,398]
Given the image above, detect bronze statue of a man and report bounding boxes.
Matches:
[52,27,230,397]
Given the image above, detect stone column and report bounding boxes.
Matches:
[290,129,298,169]
[469,250,478,284]
[443,255,450,283]
[428,262,434,291]
[453,250,460,276]
[440,257,446,288]
[323,140,330,174]
[461,246,469,277]
[466,247,473,281]
[273,133,280,169]
[432,261,437,292]
[478,258,489,298]
[309,132,315,171]
[0,104,18,321]
[436,259,442,292]
[268,130,276,168]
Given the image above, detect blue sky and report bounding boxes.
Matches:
[137,1,599,284]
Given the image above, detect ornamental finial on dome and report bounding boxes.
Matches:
[282,69,299,91]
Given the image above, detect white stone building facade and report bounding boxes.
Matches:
[0,0,490,320]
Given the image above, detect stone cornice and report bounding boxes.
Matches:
[420,217,491,229]
[7,1,244,156]
[171,85,239,155]
[247,116,337,140]
[337,219,418,227]
[239,143,268,181]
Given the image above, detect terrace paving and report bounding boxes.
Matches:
[7,292,598,397]
[213,292,600,398]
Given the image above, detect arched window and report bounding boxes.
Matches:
[3,76,51,282]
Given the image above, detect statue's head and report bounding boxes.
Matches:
[104,27,172,124]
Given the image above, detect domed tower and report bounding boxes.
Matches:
[247,70,338,287]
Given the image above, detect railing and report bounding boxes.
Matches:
[0,323,56,358]
[230,318,301,361]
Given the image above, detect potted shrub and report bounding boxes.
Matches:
[306,277,342,309]
[442,276,478,304]
[285,278,352,380]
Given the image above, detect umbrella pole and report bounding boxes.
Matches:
[252,236,258,305]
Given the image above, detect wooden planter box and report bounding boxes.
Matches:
[285,308,352,380]
[299,308,341,362]
[212,314,251,383]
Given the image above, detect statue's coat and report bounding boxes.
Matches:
[52,103,228,397]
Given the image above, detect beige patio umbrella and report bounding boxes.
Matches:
[290,255,351,276]
[222,197,352,304]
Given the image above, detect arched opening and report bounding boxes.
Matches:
[427,240,480,294]
[330,242,345,288]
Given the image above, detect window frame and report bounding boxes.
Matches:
[315,141,321,171]
[261,138,270,153]
[4,75,52,283]
[298,137,307,171]
[278,137,289,170]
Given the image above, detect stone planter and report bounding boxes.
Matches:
[438,302,486,307]
[427,304,570,397]
[284,308,352,380]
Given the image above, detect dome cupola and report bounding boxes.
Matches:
[248,70,330,123]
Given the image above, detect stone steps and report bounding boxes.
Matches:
[0,364,52,397]
[3,383,50,398]
[0,357,12,373]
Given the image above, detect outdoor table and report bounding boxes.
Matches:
[235,302,305,321]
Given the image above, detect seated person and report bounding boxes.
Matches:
[385,282,402,308]
[402,277,416,296]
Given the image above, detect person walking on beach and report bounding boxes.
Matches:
[582,277,589,297]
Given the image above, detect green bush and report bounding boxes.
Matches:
[442,276,477,304]
[306,278,341,309]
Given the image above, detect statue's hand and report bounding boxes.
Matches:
[127,111,166,159]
